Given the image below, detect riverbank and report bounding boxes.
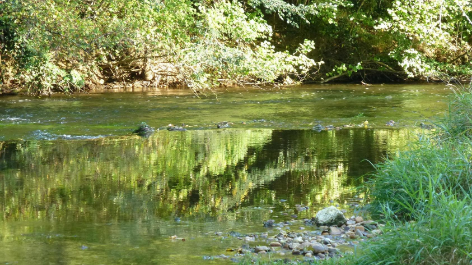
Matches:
[195,206,382,263]
[237,84,472,264]
[0,83,466,264]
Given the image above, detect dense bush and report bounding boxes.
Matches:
[253,0,472,82]
[1,0,471,94]
[0,0,320,94]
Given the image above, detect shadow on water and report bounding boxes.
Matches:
[0,128,413,264]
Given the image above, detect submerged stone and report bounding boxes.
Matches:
[133,122,154,137]
[263,219,275,227]
[167,124,186,131]
[217,121,230,128]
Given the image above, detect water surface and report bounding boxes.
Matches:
[0,84,450,140]
[0,84,451,264]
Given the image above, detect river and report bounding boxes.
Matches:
[0,84,451,264]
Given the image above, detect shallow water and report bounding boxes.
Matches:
[0,83,450,140]
[0,84,451,264]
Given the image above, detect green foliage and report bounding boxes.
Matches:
[2,0,472,92]
[1,0,322,94]
[367,138,472,219]
[255,0,471,82]
[352,196,472,265]
[353,85,472,265]
[375,0,472,78]
[439,85,472,138]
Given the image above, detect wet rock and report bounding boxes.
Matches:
[217,121,230,129]
[244,236,256,241]
[255,246,270,253]
[229,231,243,238]
[313,206,347,226]
[305,252,313,258]
[318,253,326,259]
[313,124,324,132]
[263,219,275,227]
[386,120,395,126]
[133,122,154,137]
[167,124,186,131]
[292,249,301,255]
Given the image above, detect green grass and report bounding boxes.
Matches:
[240,83,472,265]
[352,83,472,264]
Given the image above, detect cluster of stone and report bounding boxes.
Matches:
[241,206,382,261]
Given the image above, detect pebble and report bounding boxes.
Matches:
[312,242,328,254]
[328,247,340,254]
[355,226,365,232]
[255,246,270,253]
[329,226,342,235]
[346,220,356,225]
[209,207,383,262]
[356,229,365,237]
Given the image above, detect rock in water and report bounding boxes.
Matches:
[263,219,275,227]
[312,206,347,226]
[133,122,154,137]
[313,124,324,132]
[217,121,230,129]
[167,124,186,131]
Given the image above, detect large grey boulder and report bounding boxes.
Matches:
[313,206,347,226]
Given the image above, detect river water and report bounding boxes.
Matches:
[0,84,451,264]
